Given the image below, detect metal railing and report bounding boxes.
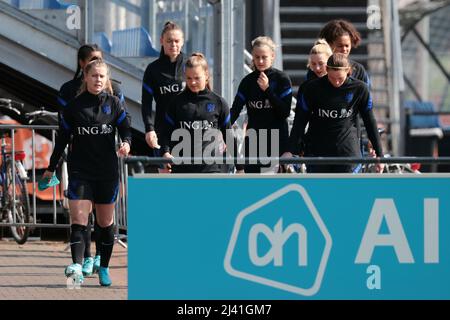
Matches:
[116,155,128,247]
[125,155,450,167]
[0,124,128,246]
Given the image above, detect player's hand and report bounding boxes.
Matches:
[281,152,293,158]
[162,152,173,173]
[145,131,160,149]
[376,162,385,174]
[257,72,269,91]
[118,142,130,157]
[42,170,53,180]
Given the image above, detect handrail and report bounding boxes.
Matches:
[125,156,450,166]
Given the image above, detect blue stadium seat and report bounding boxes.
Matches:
[4,0,19,7]
[111,27,159,57]
[18,0,70,9]
[404,100,441,129]
[94,32,112,54]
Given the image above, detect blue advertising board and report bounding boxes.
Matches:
[128,175,450,299]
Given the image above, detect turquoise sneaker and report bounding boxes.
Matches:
[64,263,84,283]
[82,257,94,276]
[99,267,112,287]
[93,255,101,274]
[38,174,60,191]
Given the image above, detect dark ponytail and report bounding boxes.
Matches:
[326,53,353,75]
[160,21,184,54]
[73,44,102,80]
[160,20,183,38]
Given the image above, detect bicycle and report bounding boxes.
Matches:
[0,99,32,244]
[24,107,58,125]
[0,98,23,115]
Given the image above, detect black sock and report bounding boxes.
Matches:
[70,224,87,265]
[100,224,115,268]
[84,214,92,258]
[94,210,101,257]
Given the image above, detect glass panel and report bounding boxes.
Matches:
[91,0,214,71]
[429,6,450,111]
[401,6,450,111]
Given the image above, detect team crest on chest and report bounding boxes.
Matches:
[102,104,111,114]
[344,92,354,103]
[206,103,216,112]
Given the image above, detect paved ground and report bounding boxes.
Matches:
[0,239,127,300]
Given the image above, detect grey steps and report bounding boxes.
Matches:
[280,0,368,7]
[371,87,389,93]
[280,6,367,15]
[283,54,384,62]
[280,6,368,23]
[285,70,308,78]
[281,22,367,30]
[370,71,389,77]
[374,104,390,110]
[282,38,378,46]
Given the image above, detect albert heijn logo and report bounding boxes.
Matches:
[224,184,332,296]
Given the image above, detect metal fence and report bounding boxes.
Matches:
[0,124,128,246]
[125,155,450,167]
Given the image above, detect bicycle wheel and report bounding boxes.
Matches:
[6,161,31,244]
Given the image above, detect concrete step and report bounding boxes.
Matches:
[282,38,377,46]
[280,10,367,23]
[280,6,367,15]
[281,22,367,30]
[285,69,308,79]
[283,53,384,62]
[371,87,389,93]
[370,72,388,78]
[280,0,368,7]
[372,103,390,109]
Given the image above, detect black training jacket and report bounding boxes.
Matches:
[292,75,382,158]
[48,91,132,180]
[161,88,230,173]
[142,51,185,134]
[306,59,371,153]
[58,76,125,110]
[287,75,316,154]
[230,67,292,154]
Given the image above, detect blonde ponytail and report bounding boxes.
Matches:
[185,52,211,90]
